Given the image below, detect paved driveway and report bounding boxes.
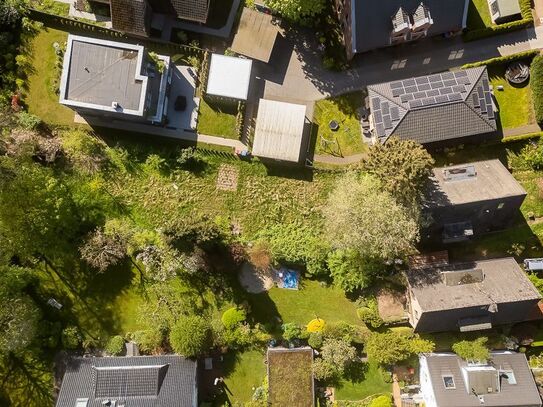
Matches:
[259,25,543,102]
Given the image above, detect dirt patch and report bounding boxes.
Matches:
[376,289,406,321]
[216,164,239,191]
[238,262,274,293]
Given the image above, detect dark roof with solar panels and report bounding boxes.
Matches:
[368,67,497,144]
[55,356,197,407]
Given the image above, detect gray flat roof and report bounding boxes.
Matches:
[407,257,541,312]
[60,35,147,116]
[206,54,252,100]
[231,8,278,62]
[426,159,526,207]
[422,352,542,407]
[252,99,306,162]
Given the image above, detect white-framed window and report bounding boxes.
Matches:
[443,375,455,389]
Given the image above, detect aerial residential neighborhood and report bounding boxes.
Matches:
[7,0,543,406]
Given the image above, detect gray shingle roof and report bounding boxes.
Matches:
[421,352,542,407]
[55,356,197,407]
[407,257,541,312]
[368,67,497,144]
[110,0,151,36]
[351,0,468,53]
[425,159,527,208]
[170,0,209,23]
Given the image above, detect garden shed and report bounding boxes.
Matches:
[489,0,521,24]
[205,54,252,101]
[267,347,314,407]
[252,99,307,162]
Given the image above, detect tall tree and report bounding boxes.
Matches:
[362,137,434,209]
[323,172,419,260]
[0,158,81,261]
[265,0,325,22]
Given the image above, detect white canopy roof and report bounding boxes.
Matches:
[206,54,252,100]
[252,99,306,162]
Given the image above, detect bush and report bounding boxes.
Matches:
[357,298,384,329]
[307,318,325,333]
[282,323,304,341]
[308,332,324,349]
[16,111,41,130]
[169,315,211,357]
[532,55,543,124]
[452,337,490,363]
[221,307,247,329]
[131,329,163,353]
[61,326,82,350]
[105,335,125,355]
[461,49,539,69]
[369,395,393,407]
[365,331,434,365]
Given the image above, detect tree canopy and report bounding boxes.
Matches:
[362,137,434,209]
[323,172,419,260]
[365,331,434,365]
[264,0,325,22]
[169,315,211,358]
[452,337,490,363]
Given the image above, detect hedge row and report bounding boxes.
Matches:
[502,132,543,143]
[531,55,543,124]
[464,0,533,42]
[461,49,540,69]
[463,18,533,41]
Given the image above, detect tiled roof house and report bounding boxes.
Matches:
[367,67,497,145]
[55,355,198,406]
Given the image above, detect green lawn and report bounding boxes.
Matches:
[223,350,267,403]
[249,280,361,328]
[32,0,70,16]
[313,92,367,157]
[197,98,239,139]
[467,0,493,30]
[489,66,534,129]
[335,361,392,401]
[25,28,76,126]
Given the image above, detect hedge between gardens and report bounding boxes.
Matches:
[463,0,533,42]
[461,49,540,69]
[531,55,543,124]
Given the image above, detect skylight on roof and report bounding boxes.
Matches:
[443,165,477,182]
[501,371,517,385]
[443,375,455,389]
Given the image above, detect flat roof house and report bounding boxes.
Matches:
[55,355,198,406]
[59,35,171,124]
[423,159,526,243]
[252,99,307,163]
[205,54,253,102]
[333,0,469,59]
[107,0,211,37]
[407,257,541,333]
[267,347,315,407]
[367,67,497,145]
[419,352,542,407]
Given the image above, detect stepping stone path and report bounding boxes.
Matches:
[216,164,239,191]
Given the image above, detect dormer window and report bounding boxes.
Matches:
[412,2,433,30]
[443,375,455,389]
[392,7,411,34]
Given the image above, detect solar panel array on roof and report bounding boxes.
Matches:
[388,70,471,110]
[94,365,166,398]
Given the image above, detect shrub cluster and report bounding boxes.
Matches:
[105,335,125,356]
[357,297,384,329]
[461,49,540,69]
[531,55,543,124]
